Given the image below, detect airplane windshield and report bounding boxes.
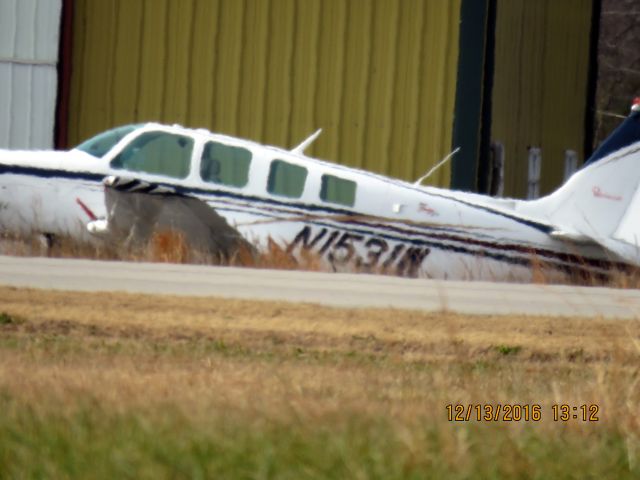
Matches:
[75,125,142,158]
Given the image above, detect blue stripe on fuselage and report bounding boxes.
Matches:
[0,162,620,275]
[0,162,552,233]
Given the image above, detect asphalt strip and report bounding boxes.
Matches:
[0,255,639,319]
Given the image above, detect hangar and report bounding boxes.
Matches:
[0,0,606,197]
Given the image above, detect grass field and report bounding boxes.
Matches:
[1,286,640,478]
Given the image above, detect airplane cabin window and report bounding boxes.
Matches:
[267,159,308,198]
[320,174,357,207]
[76,125,140,158]
[110,131,193,179]
[200,141,252,187]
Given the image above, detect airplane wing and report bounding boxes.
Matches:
[88,176,254,261]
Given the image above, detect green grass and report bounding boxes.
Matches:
[0,395,636,480]
[0,312,21,325]
[496,344,522,356]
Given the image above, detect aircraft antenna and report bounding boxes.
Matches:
[413,147,460,186]
[291,129,322,155]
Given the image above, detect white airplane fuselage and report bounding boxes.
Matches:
[0,123,623,281]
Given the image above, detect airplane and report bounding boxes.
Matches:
[1,99,640,283]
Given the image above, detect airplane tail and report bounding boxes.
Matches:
[528,99,640,265]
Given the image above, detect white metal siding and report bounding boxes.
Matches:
[0,0,62,149]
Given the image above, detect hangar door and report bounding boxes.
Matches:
[490,0,595,197]
[67,0,461,187]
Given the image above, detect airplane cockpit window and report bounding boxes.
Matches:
[320,174,357,207]
[110,131,193,179]
[267,159,308,198]
[75,125,141,158]
[200,141,252,187]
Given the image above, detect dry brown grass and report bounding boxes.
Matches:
[1,286,640,476]
[2,286,638,361]
[5,230,640,288]
[1,286,639,423]
[0,231,330,272]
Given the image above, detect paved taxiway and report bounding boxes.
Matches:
[1,255,639,318]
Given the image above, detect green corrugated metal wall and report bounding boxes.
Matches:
[491,0,593,197]
[68,0,461,187]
